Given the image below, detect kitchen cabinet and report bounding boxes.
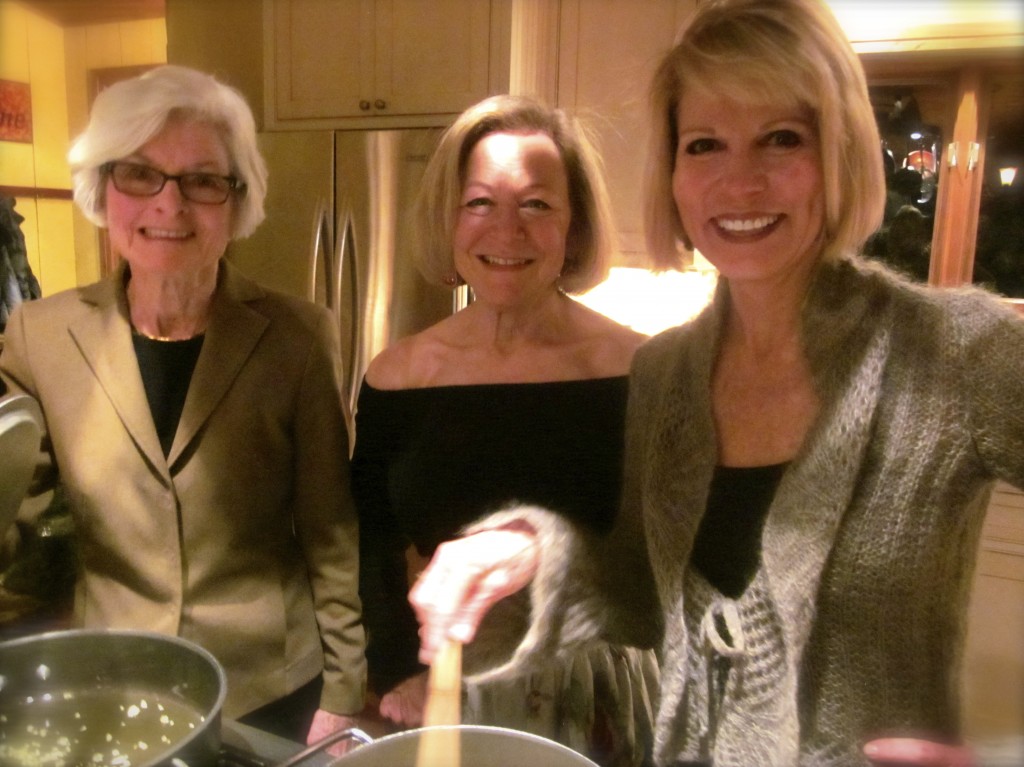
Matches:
[541,0,698,265]
[265,0,511,130]
[556,0,699,264]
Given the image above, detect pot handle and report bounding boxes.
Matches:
[273,727,374,767]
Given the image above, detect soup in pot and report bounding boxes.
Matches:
[0,686,206,767]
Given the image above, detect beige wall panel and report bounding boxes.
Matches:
[35,198,76,294]
[84,24,125,69]
[119,18,167,64]
[73,207,101,286]
[0,143,35,187]
[64,28,89,138]
[26,15,70,188]
[0,1,30,79]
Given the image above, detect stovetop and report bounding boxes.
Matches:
[218,742,273,767]
[220,720,333,767]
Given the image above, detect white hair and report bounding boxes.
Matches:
[68,65,267,240]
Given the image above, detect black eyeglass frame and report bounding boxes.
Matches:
[102,161,245,205]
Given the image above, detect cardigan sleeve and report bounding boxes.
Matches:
[956,293,1024,490]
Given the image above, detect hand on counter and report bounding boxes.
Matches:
[378,670,428,729]
[864,737,975,767]
[306,709,379,757]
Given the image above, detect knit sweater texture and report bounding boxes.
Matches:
[462,256,1024,766]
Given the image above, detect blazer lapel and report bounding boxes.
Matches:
[168,263,268,466]
[70,272,168,477]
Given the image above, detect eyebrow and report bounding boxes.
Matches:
[462,179,558,192]
[677,116,814,135]
[121,155,229,173]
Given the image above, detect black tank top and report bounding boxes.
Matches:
[690,463,787,598]
[132,332,204,456]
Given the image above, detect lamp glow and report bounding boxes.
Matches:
[999,167,1017,186]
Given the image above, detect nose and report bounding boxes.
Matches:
[719,149,769,195]
[489,202,526,241]
[153,176,188,210]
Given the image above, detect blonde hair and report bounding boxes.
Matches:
[69,65,268,240]
[414,94,615,294]
[643,0,885,269]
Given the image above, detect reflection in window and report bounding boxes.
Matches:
[973,76,1024,299]
[863,87,944,283]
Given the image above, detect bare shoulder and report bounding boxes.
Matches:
[362,317,458,390]
[571,301,648,375]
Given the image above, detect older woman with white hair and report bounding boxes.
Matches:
[0,65,367,746]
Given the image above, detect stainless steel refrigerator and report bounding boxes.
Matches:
[225,128,460,415]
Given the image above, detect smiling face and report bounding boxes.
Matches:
[453,131,571,310]
[671,89,825,286]
[104,116,235,281]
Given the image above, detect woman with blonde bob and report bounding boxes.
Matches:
[1,65,368,749]
[351,94,658,766]
[407,2,1024,766]
[414,94,615,293]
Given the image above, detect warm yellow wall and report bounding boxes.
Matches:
[65,19,169,138]
[0,0,165,297]
[64,18,168,287]
[0,1,71,295]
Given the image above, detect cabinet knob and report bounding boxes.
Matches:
[374,99,387,110]
[359,100,371,111]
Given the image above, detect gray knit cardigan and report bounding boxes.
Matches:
[463,256,1024,766]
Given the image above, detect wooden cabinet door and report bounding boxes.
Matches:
[270,0,375,120]
[555,0,698,265]
[375,0,493,117]
[268,0,503,128]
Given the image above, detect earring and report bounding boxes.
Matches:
[680,226,694,252]
[443,273,460,286]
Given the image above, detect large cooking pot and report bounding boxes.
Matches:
[0,628,226,767]
[282,724,599,767]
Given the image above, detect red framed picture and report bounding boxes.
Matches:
[0,80,33,144]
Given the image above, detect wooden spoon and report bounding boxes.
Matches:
[415,637,463,767]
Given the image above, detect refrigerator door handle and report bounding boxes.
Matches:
[309,197,334,307]
[336,207,362,414]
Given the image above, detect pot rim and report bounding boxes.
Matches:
[0,626,229,767]
[0,625,228,703]
[328,724,600,766]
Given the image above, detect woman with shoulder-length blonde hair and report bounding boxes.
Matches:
[407,2,1024,766]
[351,93,659,767]
[414,93,616,294]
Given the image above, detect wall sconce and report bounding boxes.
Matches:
[1000,167,1018,186]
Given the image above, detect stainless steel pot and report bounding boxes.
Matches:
[281,724,599,767]
[0,628,226,767]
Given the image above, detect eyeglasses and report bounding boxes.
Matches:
[103,161,243,205]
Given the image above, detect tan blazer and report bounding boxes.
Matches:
[0,260,366,718]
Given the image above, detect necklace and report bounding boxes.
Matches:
[132,326,204,342]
